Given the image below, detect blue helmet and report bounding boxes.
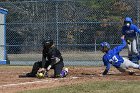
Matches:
[100,42,110,52]
[124,17,132,23]
[124,17,132,27]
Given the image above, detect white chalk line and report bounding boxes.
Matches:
[0,79,52,88]
[0,76,79,88]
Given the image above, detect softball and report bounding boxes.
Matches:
[36,72,44,79]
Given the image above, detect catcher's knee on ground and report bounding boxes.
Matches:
[54,68,68,78]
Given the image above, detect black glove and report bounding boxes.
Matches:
[126,40,131,44]
[102,69,108,75]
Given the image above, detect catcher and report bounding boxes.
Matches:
[100,36,140,76]
[20,39,68,78]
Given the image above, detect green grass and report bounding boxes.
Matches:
[17,81,140,93]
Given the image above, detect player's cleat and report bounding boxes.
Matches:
[60,68,68,77]
[64,67,68,73]
[128,71,135,75]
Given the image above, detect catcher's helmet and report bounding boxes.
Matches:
[100,42,110,52]
[42,39,53,48]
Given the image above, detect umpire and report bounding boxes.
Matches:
[24,39,68,78]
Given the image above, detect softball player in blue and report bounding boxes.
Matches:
[100,36,140,75]
[122,17,140,62]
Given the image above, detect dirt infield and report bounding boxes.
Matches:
[0,66,140,93]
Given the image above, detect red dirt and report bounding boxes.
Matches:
[0,66,140,93]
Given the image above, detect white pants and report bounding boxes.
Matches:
[117,57,140,72]
[127,38,138,55]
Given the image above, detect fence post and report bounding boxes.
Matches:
[56,1,59,49]
[0,7,9,64]
[136,0,140,53]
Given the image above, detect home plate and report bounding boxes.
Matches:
[72,77,79,79]
[134,73,140,76]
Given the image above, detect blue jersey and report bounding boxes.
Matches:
[122,17,140,38]
[122,24,140,38]
[102,39,126,71]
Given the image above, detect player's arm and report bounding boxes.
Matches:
[134,25,140,34]
[112,37,126,54]
[47,57,60,71]
[121,27,126,36]
[102,58,110,75]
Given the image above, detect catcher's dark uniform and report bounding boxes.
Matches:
[26,40,64,77]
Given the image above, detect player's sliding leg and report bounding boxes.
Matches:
[116,57,140,75]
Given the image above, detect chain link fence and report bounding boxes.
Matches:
[0,0,140,65]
